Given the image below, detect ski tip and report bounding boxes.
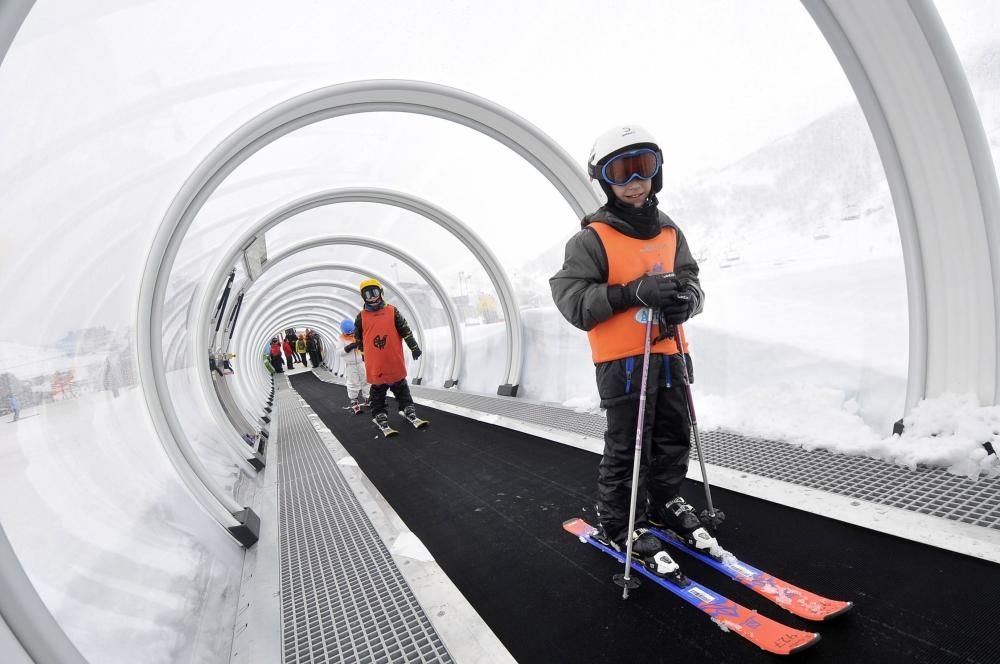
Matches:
[788,632,821,655]
[821,601,854,621]
[562,518,597,538]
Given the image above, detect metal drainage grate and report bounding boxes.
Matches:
[700,430,1000,530]
[275,380,453,664]
[314,371,1000,532]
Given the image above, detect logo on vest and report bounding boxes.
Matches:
[633,309,654,324]
[373,334,388,350]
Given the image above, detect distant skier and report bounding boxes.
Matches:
[284,329,300,363]
[295,334,308,366]
[268,337,284,373]
[339,319,371,413]
[353,278,426,435]
[306,330,323,370]
[8,394,19,422]
[550,124,719,577]
[282,337,296,371]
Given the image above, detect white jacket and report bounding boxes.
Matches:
[340,335,369,399]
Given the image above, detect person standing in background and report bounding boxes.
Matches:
[296,333,308,367]
[282,337,296,370]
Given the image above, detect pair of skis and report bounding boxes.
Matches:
[374,410,430,438]
[563,518,851,656]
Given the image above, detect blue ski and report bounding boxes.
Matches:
[650,527,852,621]
[564,518,820,655]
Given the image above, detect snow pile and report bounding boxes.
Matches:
[698,383,883,454]
[897,393,1000,480]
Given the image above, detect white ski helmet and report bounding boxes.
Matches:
[587,124,663,200]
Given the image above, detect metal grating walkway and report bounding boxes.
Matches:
[316,370,1000,531]
[274,380,454,664]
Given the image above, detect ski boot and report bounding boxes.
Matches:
[398,404,429,429]
[350,399,362,415]
[594,522,688,587]
[651,497,728,561]
[373,413,398,438]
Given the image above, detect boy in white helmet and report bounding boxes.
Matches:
[550,125,721,579]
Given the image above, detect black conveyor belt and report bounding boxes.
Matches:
[291,372,1000,664]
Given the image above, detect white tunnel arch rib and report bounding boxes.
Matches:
[803,0,1000,411]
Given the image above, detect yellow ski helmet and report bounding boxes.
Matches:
[359,278,384,303]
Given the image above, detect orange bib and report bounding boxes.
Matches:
[361,305,407,384]
[587,222,687,362]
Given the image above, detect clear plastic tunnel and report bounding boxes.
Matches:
[2,1,999,663]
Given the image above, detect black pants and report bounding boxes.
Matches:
[595,353,692,544]
[271,354,284,373]
[284,353,295,369]
[370,378,414,417]
[310,350,322,368]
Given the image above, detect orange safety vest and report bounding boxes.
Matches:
[360,304,407,384]
[587,222,688,363]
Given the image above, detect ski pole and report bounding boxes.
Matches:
[674,324,717,520]
[615,306,656,599]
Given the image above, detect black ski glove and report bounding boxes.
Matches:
[411,347,422,360]
[612,273,681,309]
[343,343,357,353]
[660,286,695,324]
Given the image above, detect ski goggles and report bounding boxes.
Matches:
[598,148,661,186]
[361,285,383,302]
